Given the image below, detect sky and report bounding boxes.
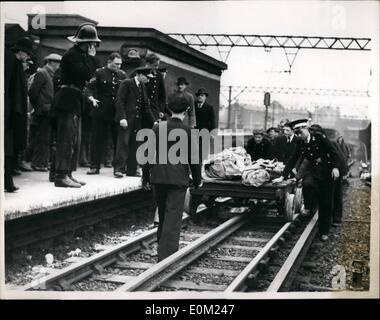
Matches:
[2,1,379,116]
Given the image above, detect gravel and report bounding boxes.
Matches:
[291,177,371,291]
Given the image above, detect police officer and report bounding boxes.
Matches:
[144,53,169,122]
[113,66,155,177]
[52,23,100,188]
[86,52,127,175]
[245,129,273,161]
[273,119,340,241]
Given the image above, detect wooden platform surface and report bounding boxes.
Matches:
[3,167,142,221]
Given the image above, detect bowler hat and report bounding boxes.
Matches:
[195,88,209,97]
[44,53,62,62]
[290,119,310,130]
[12,37,33,55]
[134,66,154,78]
[176,77,189,85]
[168,96,189,113]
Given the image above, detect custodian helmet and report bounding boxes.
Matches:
[67,23,101,43]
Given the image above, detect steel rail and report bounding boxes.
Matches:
[21,227,159,291]
[224,214,299,293]
[115,213,250,292]
[266,212,318,292]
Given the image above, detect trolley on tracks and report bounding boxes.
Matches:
[186,179,303,221]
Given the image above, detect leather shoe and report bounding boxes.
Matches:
[114,172,124,178]
[55,176,81,188]
[5,185,19,193]
[104,163,112,168]
[87,168,100,175]
[32,165,48,172]
[69,175,86,186]
[19,161,33,172]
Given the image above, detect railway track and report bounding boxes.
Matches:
[19,206,318,293]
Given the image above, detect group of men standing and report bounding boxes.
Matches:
[4,23,217,192]
[245,119,350,242]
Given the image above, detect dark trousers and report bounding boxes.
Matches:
[302,175,318,211]
[49,118,57,178]
[89,119,118,169]
[316,178,334,235]
[332,177,343,223]
[153,184,187,262]
[79,116,91,166]
[4,156,15,190]
[31,115,50,168]
[113,127,138,175]
[55,111,81,175]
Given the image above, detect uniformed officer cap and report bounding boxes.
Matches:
[168,96,189,114]
[134,66,154,78]
[44,53,62,62]
[252,129,265,136]
[290,119,309,130]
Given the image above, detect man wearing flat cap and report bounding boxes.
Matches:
[169,77,196,127]
[113,66,155,178]
[4,37,34,192]
[272,119,341,241]
[28,53,62,172]
[52,23,99,188]
[143,96,202,262]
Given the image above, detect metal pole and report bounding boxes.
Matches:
[272,103,275,127]
[264,105,268,130]
[227,85,232,129]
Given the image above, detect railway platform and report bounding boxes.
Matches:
[3,167,143,222]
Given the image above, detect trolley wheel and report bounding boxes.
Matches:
[284,193,295,221]
[294,187,303,213]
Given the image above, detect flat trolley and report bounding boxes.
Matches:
[185,179,302,221]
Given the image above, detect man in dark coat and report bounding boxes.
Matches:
[194,88,216,132]
[272,120,341,241]
[144,53,169,122]
[245,129,273,161]
[272,121,300,168]
[113,67,155,177]
[28,53,62,171]
[52,23,99,187]
[86,52,127,175]
[4,37,33,192]
[143,96,202,262]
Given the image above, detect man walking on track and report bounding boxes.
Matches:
[143,96,202,262]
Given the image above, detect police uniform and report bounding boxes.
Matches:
[86,66,127,171]
[145,70,168,121]
[113,69,155,176]
[53,44,96,186]
[282,125,340,236]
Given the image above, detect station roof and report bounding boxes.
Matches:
[27,14,227,75]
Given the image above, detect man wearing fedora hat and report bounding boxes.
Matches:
[169,77,196,128]
[52,23,99,188]
[4,37,34,192]
[194,88,216,132]
[143,96,202,261]
[113,66,155,178]
[28,53,62,172]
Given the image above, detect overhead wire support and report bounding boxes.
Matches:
[168,33,372,51]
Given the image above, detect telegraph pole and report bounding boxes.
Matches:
[264,92,271,130]
[227,85,232,128]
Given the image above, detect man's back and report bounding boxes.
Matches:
[150,117,201,186]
